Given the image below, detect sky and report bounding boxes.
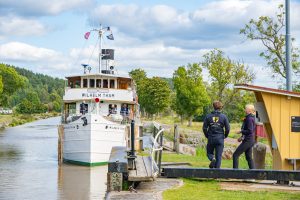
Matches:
[0,0,299,88]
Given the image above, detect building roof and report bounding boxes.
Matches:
[234,84,300,98]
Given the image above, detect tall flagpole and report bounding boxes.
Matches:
[99,24,103,73]
[286,0,292,91]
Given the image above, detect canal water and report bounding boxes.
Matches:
[0,117,107,200]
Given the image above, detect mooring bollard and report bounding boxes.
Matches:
[253,142,267,169]
[174,124,180,154]
[128,120,136,169]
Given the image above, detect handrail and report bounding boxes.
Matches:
[150,126,164,177]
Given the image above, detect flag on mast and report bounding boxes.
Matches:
[106,33,114,40]
[84,32,91,40]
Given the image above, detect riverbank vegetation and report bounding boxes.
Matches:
[131,48,256,126]
[0,112,60,128]
[0,63,64,114]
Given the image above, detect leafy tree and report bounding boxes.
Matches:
[53,101,61,112]
[173,63,210,126]
[202,49,255,105]
[0,64,26,106]
[201,49,255,122]
[26,90,40,105]
[129,68,147,87]
[0,75,3,95]
[129,68,148,115]
[139,77,171,117]
[2,63,65,113]
[240,4,300,79]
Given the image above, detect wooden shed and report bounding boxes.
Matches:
[235,84,300,170]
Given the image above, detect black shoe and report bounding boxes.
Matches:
[209,158,216,168]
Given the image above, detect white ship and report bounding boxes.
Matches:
[60,26,138,166]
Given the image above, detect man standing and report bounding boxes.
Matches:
[203,101,230,168]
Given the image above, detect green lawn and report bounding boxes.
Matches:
[163,179,300,200]
[148,115,295,199]
[161,152,298,200]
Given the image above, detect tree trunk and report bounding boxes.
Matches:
[180,115,184,125]
[188,116,193,127]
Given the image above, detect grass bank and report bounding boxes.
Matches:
[163,178,300,200]
[0,112,60,128]
[161,149,297,200]
[156,115,298,199]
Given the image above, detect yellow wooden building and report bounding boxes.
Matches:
[235,84,300,170]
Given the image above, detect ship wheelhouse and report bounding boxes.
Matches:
[62,73,137,124]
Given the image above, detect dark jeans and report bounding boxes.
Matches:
[233,140,255,169]
[207,136,224,168]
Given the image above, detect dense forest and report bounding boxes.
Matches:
[0,63,64,114]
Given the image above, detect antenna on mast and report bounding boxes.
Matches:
[90,25,114,74]
[99,24,103,74]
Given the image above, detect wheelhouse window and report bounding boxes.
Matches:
[69,81,74,88]
[96,79,101,88]
[103,79,108,88]
[75,80,80,88]
[83,79,88,88]
[67,76,81,88]
[118,79,130,89]
[90,79,95,88]
[110,79,115,88]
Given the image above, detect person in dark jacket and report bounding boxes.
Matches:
[233,104,256,169]
[203,101,230,168]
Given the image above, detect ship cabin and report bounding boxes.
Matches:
[62,73,137,124]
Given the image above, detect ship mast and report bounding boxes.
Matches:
[98,24,103,74]
[95,25,113,73]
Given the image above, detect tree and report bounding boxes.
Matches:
[129,68,147,87]
[129,68,148,116]
[0,75,3,95]
[0,64,26,106]
[173,63,210,126]
[240,4,300,79]
[202,49,255,122]
[139,77,171,117]
[202,49,254,104]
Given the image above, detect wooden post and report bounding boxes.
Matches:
[158,130,163,174]
[253,142,267,169]
[58,125,64,165]
[174,124,180,154]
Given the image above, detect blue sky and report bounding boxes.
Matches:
[0,0,299,88]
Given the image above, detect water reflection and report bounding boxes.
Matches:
[58,164,107,199]
[0,117,107,200]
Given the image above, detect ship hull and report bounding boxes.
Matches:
[62,114,127,166]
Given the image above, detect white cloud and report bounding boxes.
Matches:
[0,42,73,75]
[1,0,300,89]
[88,1,300,42]
[0,15,47,38]
[0,0,95,16]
